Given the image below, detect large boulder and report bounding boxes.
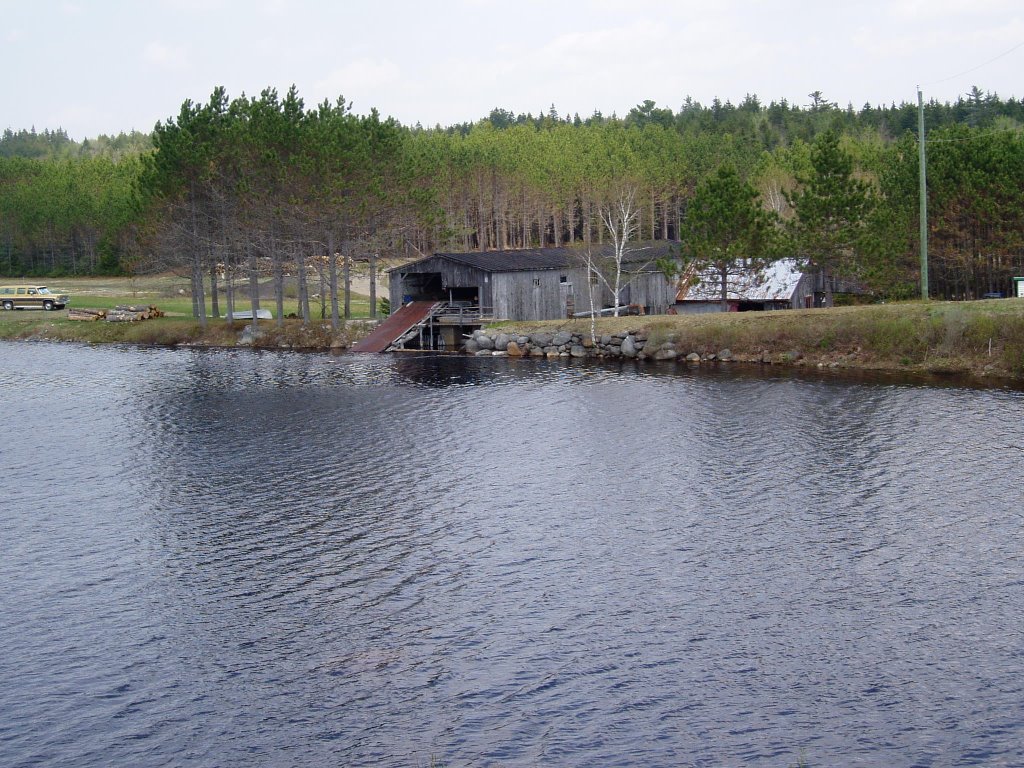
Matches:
[569,345,587,358]
[621,336,637,358]
[493,333,510,351]
[506,341,524,356]
[552,331,573,347]
[476,334,495,350]
[532,333,553,347]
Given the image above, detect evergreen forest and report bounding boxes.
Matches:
[2,85,1023,303]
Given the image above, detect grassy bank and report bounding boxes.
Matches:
[491,298,1024,380]
[0,314,370,349]
[4,280,1024,382]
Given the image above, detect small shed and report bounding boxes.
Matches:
[388,243,678,322]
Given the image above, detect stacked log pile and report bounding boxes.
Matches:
[67,308,107,321]
[105,304,165,322]
[67,305,165,322]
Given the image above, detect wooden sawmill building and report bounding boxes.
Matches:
[388,242,678,322]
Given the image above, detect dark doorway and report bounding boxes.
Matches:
[448,286,479,304]
[401,272,443,302]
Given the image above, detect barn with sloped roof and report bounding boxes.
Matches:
[388,243,678,322]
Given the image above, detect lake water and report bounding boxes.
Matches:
[1,341,1022,767]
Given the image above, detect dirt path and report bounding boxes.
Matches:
[349,273,388,299]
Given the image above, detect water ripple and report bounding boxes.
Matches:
[1,342,1023,766]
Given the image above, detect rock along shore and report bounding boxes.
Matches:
[464,328,738,364]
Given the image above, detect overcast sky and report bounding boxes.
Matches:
[4,0,1022,139]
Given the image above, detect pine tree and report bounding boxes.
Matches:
[787,130,874,304]
[680,164,778,311]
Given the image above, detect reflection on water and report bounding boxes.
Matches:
[1,341,1022,767]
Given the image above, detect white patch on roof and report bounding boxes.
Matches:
[682,258,802,301]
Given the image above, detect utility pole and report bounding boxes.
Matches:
[918,88,929,300]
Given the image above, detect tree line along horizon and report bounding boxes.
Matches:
[1,84,1023,311]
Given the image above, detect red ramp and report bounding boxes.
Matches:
[349,301,440,353]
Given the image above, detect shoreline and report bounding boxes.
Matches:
[3,299,1024,386]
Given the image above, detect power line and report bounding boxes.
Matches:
[920,40,1024,88]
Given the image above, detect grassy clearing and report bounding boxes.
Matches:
[0,274,376,347]
[490,298,1024,379]
[0,273,374,323]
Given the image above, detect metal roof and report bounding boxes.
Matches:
[390,242,678,274]
[681,258,804,302]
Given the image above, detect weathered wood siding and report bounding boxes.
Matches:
[491,268,674,320]
[492,268,584,320]
[616,272,676,314]
[390,253,676,321]
[791,270,864,309]
[674,300,728,315]
[792,272,816,308]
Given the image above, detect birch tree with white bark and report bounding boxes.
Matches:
[599,186,641,317]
